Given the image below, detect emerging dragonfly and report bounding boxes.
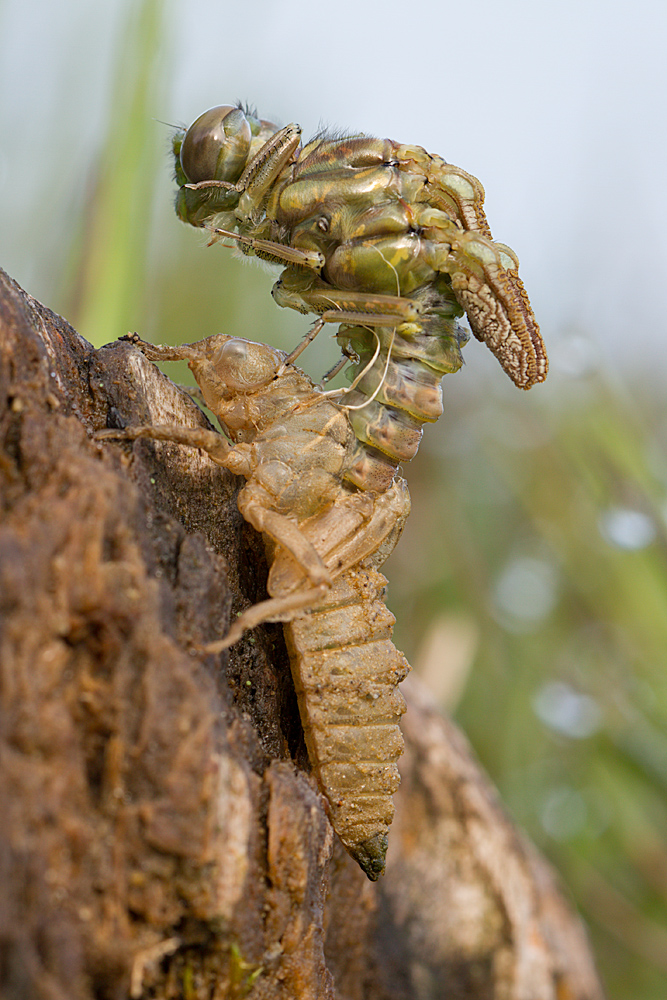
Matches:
[172,104,547,491]
[125,105,549,878]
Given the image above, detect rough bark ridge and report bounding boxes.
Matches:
[0,268,605,999]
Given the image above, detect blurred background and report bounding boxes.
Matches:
[2,0,666,994]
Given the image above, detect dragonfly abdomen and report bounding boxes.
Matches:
[338,302,469,490]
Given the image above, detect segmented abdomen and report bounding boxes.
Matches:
[283,565,409,880]
[340,304,469,492]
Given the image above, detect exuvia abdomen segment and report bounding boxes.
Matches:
[283,564,409,880]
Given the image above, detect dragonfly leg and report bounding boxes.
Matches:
[95,422,236,467]
[268,478,411,597]
[117,334,201,365]
[237,486,332,588]
[283,317,326,366]
[235,124,302,210]
[206,225,325,270]
[273,268,421,323]
[319,343,360,387]
[201,585,328,653]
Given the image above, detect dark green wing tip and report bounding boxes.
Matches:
[351,833,388,881]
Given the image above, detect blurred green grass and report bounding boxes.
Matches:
[30,2,667,995]
[387,369,667,997]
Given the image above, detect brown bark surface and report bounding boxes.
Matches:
[0,268,605,999]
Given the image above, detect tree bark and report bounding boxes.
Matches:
[0,268,605,999]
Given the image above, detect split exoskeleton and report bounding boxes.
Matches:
[173,105,547,489]
[98,334,411,879]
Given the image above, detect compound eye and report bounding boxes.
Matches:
[180,105,252,184]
